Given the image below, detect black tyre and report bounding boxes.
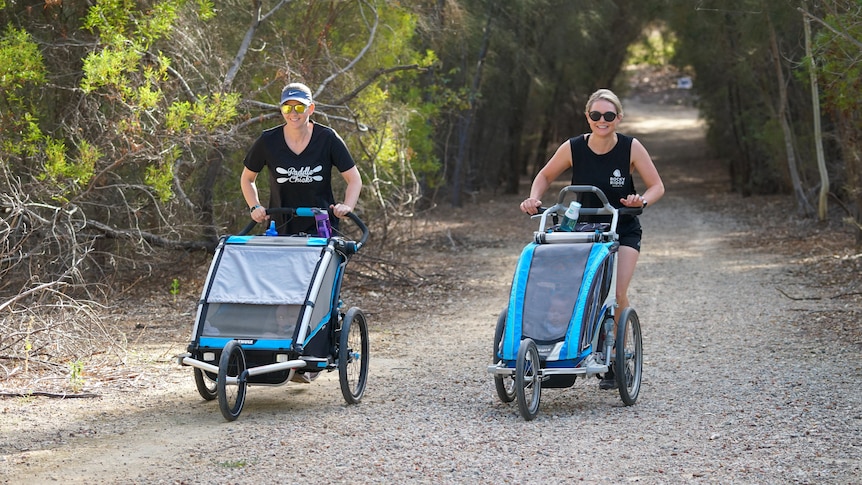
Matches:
[515,338,541,421]
[615,307,643,406]
[493,309,516,403]
[193,367,217,401]
[338,307,369,404]
[217,340,248,421]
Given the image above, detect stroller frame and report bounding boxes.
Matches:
[487,186,644,420]
[177,207,370,421]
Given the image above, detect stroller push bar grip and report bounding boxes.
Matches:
[346,212,369,252]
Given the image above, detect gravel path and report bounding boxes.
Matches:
[1,101,859,484]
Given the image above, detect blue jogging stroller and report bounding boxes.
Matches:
[178,207,369,421]
[488,186,643,420]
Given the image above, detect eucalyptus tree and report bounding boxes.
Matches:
[437,0,661,201]
[666,0,861,246]
[804,1,862,246]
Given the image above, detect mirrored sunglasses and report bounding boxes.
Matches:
[281,104,308,114]
[589,111,617,122]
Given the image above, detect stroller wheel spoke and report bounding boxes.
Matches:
[338,308,369,404]
[615,308,643,406]
[515,339,541,421]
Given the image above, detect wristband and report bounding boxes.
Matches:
[250,204,262,213]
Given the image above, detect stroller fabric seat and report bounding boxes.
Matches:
[502,241,615,362]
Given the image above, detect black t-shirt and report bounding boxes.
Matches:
[244,122,355,234]
[569,133,638,223]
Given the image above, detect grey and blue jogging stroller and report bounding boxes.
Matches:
[488,186,643,420]
[178,207,369,421]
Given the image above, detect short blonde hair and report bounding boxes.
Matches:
[585,89,623,117]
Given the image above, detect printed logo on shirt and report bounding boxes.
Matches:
[609,168,626,188]
[275,165,323,184]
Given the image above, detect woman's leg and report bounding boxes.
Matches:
[615,245,640,317]
[601,245,640,389]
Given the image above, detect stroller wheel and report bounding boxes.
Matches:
[493,309,516,403]
[193,368,217,401]
[614,307,643,406]
[516,338,541,421]
[217,340,248,421]
[338,307,369,404]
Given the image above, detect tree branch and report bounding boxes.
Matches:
[316,0,379,97]
[797,7,862,50]
[84,220,215,252]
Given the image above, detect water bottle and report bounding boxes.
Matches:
[314,209,332,238]
[559,201,581,232]
[265,221,278,236]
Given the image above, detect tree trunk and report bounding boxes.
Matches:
[451,9,492,207]
[769,14,813,216]
[803,15,829,221]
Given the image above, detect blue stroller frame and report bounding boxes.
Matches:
[178,208,370,421]
[488,186,643,420]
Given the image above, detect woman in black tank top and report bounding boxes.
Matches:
[519,89,665,388]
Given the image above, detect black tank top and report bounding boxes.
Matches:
[569,133,638,222]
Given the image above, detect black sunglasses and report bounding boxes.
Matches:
[588,111,617,122]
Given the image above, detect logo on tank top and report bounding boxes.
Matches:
[275,165,323,184]
[609,169,626,188]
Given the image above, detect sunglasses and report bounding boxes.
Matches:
[588,111,617,122]
[281,104,308,114]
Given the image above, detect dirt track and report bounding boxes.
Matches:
[1,100,860,484]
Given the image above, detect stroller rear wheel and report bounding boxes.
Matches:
[338,307,369,404]
[217,340,248,421]
[493,309,516,403]
[193,368,217,401]
[516,338,541,421]
[614,307,643,406]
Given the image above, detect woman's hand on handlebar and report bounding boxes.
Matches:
[520,197,542,215]
[330,203,353,218]
[250,205,269,223]
[619,193,647,208]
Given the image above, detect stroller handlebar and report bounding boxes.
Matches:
[534,185,644,236]
[237,207,370,252]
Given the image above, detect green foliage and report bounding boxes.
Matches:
[2,113,43,158]
[813,14,862,117]
[80,47,142,95]
[194,92,240,131]
[196,0,215,21]
[39,137,99,195]
[0,25,46,91]
[0,25,47,157]
[146,146,180,202]
[627,23,677,66]
[68,360,85,393]
[166,101,193,132]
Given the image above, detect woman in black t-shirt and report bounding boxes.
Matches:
[241,82,362,235]
[520,89,664,389]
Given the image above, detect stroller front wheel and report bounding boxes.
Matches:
[516,338,541,421]
[217,340,248,421]
[338,307,369,404]
[614,307,643,406]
